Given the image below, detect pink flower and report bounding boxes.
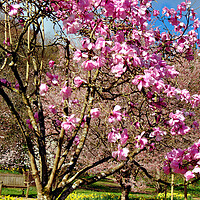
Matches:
[56,120,61,127]
[95,37,112,50]
[81,115,87,128]
[73,136,80,145]
[108,128,121,143]
[184,171,195,181]
[82,60,97,71]
[112,145,129,161]
[74,76,86,87]
[135,122,140,129]
[63,20,82,34]
[82,38,94,50]
[15,82,19,90]
[3,38,10,46]
[153,10,160,16]
[49,105,57,114]
[108,105,122,123]
[69,99,80,107]
[132,73,152,91]
[39,83,48,96]
[34,112,39,123]
[49,60,55,68]
[111,63,126,77]
[192,121,199,129]
[135,132,148,149]
[163,165,170,175]
[26,119,33,129]
[150,127,166,141]
[95,37,106,50]
[169,110,190,135]
[120,129,128,145]
[46,72,59,85]
[73,49,84,62]
[60,86,72,100]
[192,167,200,174]
[190,94,200,108]
[90,108,101,118]
[61,114,80,133]
[8,4,20,16]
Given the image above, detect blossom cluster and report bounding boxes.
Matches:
[163,140,200,181]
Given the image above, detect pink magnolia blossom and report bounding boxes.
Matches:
[61,114,80,133]
[60,86,72,100]
[190,94,200,108]
[46,72,59,85]
[192,167,200,174]
[184,171,195,181]
[3,38,10,46]
[135,122,140,129]
[39,83,48,96]
[69,99,80,107]
[56,120,61,127]
[153,10,160,16]
[120,129,128,145]
[73,49,86,62]
[74,76,86,87]
[95,37,112,50]
[82,60,97,71]
[111,63,126,77]
[48,105,57,114]
[132,73,152,91]
[8,4,20,16]
[49,60,55,68]
[34,112,39,123]
[63,20,82,34]
[26,119,33,129]
[82,38,94,50]
[150,127,166,141]
[108,105,122,123]
[163,164,170,175]
[108,128,121,143]
[73,136,80,145]
[192,121,199,129]
[90,108,101,118]
[15,82,19,90]
[112,145,129,161]
[164,85,176,97]
[168,110,190,135]
[135,132,148,149]
[194,153,200,160]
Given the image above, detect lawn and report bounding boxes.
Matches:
[0,179,199,199]
[0,169,200,199]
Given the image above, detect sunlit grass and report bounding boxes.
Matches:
[0,195,37,200]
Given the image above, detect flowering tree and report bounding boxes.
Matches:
[0,0,200,200]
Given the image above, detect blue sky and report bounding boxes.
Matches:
[152,0,200,17]
[44,0,200,38]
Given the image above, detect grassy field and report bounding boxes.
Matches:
[0,179,199,199]
[0,169,200,199]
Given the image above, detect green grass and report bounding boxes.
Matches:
[0,169,21,175]
[0,187,37,198]
[0,173,199,199]
[174,180,200,198]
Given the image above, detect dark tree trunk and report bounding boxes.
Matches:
[121,185,131,200]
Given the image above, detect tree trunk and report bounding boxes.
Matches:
[184,180,187,200]
[121,185,131,200]
[37,194,52,200]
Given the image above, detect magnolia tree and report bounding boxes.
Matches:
[0,0,200,200]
